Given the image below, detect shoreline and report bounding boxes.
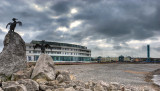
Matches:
[145,69,160,91]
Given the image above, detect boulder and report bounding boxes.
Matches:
[54,88,65,91]
[142,86,154,91]
[0,87,3,91]
[65,87,75,91]
[56,71,74,83]
[3,84,27,91]
[47,80,59,86]
[17,79,39,91]
[74,86,86,91]
[109,82,121,90]
[2,81,19,88]
[57,82,66,88]
[64,81,76,88]
[2,81,27,91]
[35,79,48,85]
[124,88,132,91]
[99,81,109,90]
[0,31,27,76]
[11,66,34,81]
[0,75,10,82]
[46,89,52,91]
[83,89,92,91]
[74,80,86,88]
[31,53,55,81]
[84,81,96,90]
[56,74,64,83]
[39,84,55,91]
[93,83,105,91]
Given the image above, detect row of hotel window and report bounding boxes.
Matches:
[27,51,90,56]
[27,56,91,61]
[28,46,90,52]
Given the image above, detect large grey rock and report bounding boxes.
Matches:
[109,82,125,91]
[0,75,10,82]
[0,32,27,76]
[39,84,55,91]
[3,84,27,91]
[31,53,55,80]
[65,87,75,91]
[54,88,65,91]
[35,79,48,85]
[56,71,72,83]
[2,81,27,91]
[18,79,39,91]
[2,81,19,88]
[11,66,34,81]
[0,87,3,91]
[93,83,105,91]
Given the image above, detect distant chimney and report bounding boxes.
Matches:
[147,45,150,61]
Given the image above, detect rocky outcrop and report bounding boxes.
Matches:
[3,84,27,91]
[2,81,27,91]
[0,31,27,76]
[18,79,39,91]
[31,53,55,80]
[0,63,154,91]
[11,66,34,81]
[56,71,73,83]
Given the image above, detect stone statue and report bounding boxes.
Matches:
[33,40,51,53]
[6,18,22,32]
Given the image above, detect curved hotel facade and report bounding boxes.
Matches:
[26,40,91,62]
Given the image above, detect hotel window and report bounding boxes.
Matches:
[33,51,37,53]
[28,56,32,61]
[29,51,31,53]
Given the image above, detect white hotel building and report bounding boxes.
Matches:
[26,40,91,62]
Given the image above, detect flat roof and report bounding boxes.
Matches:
[30,40,88,49]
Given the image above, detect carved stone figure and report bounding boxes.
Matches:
[6,18,22,32]
[33,40,51,53]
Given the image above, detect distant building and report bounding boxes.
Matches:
[96,56,132,62]
[119,55,124,62]
[26,40,91,62]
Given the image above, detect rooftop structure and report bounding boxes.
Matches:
[26,40,91,62]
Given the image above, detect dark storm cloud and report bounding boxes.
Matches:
[113,45,133,50]
[113,46,122,50]
[0,0,160,57]
[0,0,55,31]
[55,17,71,27]
[70,0,160,43]
[50,0,72,15]
[1,0,160,43]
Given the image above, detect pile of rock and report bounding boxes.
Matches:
[0,32,154,91]
[0,55,154,91]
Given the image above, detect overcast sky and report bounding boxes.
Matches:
[0,0,160,57]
